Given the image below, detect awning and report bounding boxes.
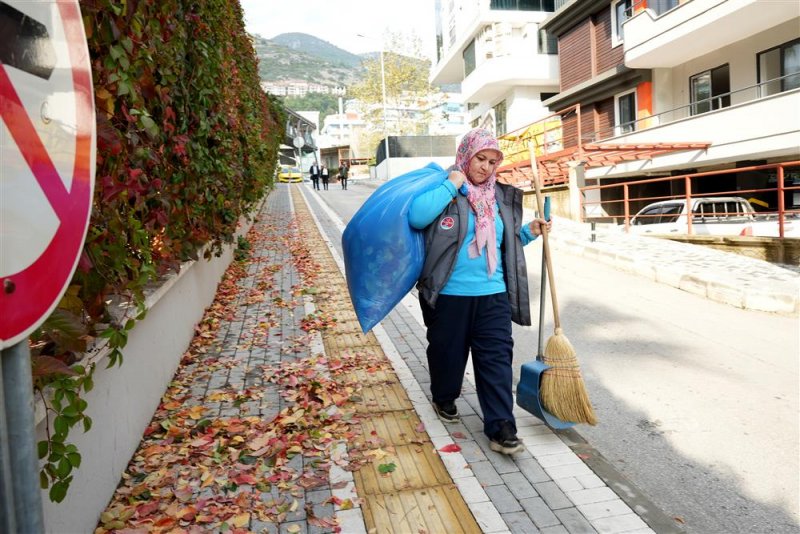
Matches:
[496,142,711,190]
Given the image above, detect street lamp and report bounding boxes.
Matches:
[357,34,391,180]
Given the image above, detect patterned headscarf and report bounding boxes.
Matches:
[455,128,504,277]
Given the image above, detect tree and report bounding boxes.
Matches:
[349,32,441,153]
[281,93,341,125]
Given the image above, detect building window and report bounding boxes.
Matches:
[494,100,507,136]
[614,90,636,135]
[611,0,632,47]
[690,64,730,115]
[539,29,558,55]
[471,118,480,128]
[463,39,476,77]
[649,0,679,16]
[491,0,555,10]
[757,38,800,96]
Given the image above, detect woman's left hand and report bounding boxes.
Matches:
[529,218,552,236]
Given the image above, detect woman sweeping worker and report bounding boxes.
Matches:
[408,128,551,455]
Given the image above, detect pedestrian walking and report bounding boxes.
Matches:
[321,165,330,190]
[339,161,349,190]
[309,162,320,190]
[408,127,551,455]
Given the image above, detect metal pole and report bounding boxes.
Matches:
[379,44,390,181]
[1,341,44,533]
[777,165,785,238]
[0,351,19,534]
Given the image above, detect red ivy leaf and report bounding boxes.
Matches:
[439,443,462,453]
[31,355,79,378]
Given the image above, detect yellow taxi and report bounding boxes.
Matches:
[277,165,302,183]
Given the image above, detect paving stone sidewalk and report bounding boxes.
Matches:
[101,184,681,534]
[98,187,346,533]
[300,185,681,534]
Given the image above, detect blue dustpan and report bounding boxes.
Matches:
[517,359,574,430]
[515,196,574,430]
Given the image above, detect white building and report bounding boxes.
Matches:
[529,0,800,228]
[430,0,561,136]
[319,110,366,149]
[608,0,800,180]
[261,80,347,97]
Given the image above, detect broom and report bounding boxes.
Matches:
[530,152,597,425]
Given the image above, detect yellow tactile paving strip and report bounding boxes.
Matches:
[291,187,481,534]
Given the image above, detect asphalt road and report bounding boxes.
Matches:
[306,179,800,534]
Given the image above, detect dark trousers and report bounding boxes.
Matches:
[341,177,347,190]
[311,176,319,190]
[420,293,515,438]
[322,177,329,190]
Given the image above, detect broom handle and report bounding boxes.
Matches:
[531,155,561,329]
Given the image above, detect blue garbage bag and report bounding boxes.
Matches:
[343,163,447,333]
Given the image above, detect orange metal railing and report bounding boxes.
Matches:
[580,161,800,238]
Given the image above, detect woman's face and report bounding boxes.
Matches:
[467,149,501,184]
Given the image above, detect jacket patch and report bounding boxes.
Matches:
[439,216,455,230]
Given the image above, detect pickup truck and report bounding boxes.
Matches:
[628,196,799,237]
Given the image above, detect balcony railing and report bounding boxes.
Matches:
[588,73,799,144]
[580,161,800,237]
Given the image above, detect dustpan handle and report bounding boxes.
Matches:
[537,197,549,360]
[530,149,561,330]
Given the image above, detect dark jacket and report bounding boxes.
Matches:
[416,182,531,326]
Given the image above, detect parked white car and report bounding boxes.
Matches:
[628,196,799,237]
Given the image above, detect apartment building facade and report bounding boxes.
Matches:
[430,0,561,137]
[530,0,800,223]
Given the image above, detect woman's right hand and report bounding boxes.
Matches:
[448,170,466,191]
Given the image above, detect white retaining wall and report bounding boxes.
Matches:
[37,209,260,533]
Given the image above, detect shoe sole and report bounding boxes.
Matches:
[489,441,525,455]
[433,406,459,424]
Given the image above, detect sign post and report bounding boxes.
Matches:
[1,0,96,527]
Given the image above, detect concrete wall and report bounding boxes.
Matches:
[375,157,454,181]
[37,207,260,533]
[662,235,800,265]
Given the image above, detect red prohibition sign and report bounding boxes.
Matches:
[0,1,95,348]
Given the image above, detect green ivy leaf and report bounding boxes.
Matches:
[53,416,69,437]
[49,479,70,503]
[378,462,397,474]
[37,441,49,460]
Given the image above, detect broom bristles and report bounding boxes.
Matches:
[540,328,597,425]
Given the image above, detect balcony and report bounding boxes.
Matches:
[461,53,559,104]
[430,2,551,85]
[624,0,800,68]
[495,78,800,187]
[584,86,800,179]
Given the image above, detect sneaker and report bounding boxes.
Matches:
[490,420,524,455]
[433,401,459,423]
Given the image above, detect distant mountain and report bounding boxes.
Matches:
[252,32,448,97]
[270,33,364,69]
[252,33,365,87]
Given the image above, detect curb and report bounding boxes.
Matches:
[550,234,800,315]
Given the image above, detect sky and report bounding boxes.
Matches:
[238,0,437,60]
